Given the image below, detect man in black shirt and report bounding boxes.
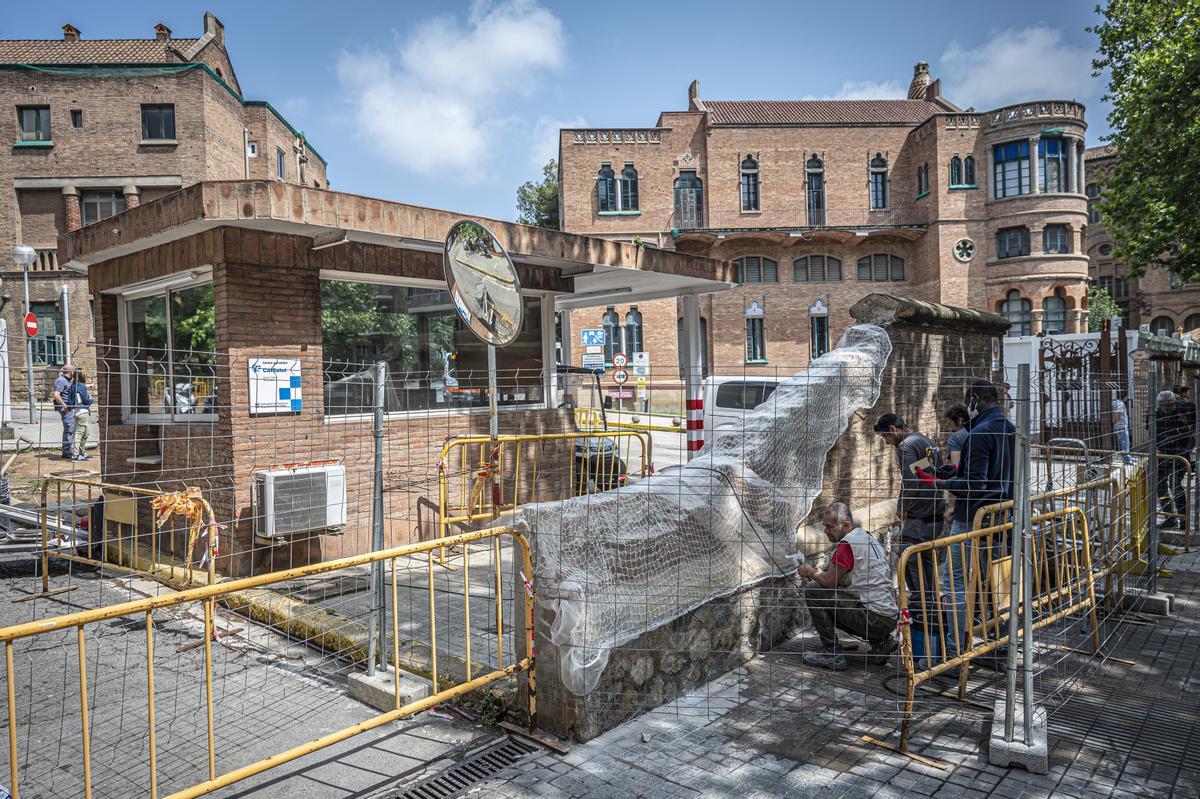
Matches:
[1152,390,1191,528]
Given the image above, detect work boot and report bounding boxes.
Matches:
[866,635,898,665]
[803,645,847,672]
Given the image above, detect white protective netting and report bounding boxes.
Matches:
[520,323,893,695]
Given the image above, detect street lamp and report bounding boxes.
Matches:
[11,245,37,421]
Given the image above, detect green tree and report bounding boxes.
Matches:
[1087,285,1123,332]
[1091,1,1200,279]
[516,159,560,229]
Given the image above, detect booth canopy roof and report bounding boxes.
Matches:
[60,180,732,305]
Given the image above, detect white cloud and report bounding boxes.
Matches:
[529,115,586,168]
[940,26,1097,109]
[278,97,310,118]
[337,1,566,182]
[808,80,907,101]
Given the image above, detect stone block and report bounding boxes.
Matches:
[1118,588,1173,616]
[348,665,430,713]
[989,696,1048,774]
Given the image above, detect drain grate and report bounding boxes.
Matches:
[390,736,542,799]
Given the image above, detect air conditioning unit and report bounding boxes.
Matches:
[253,464,346,540]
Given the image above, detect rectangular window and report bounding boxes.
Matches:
[810,315,829,359]
[1039,137,1067,193]
[1043,224,1070,254]
[806,172,825,225]
[993,140,1031,198]
[247,141,259,157]
[996,227,1031,259]
[123,281,216,417]
[81,190,127,227]
[17,106,51,142]
[870,171,887,209]
[71,110,83,128]
[745,317,766,363]
[715,381,776,410]
[277,148,286,180]
[320,281,545,416]
[30,301,64,365]
[140,104,176,141]
[741,171,759,212]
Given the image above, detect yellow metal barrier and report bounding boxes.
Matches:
[435,430,652,564]
[572,406,682,435]
[2,525,535,799]
[891,507,1100,753]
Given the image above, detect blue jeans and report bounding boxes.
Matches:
[1116,428,1130,461]
[938,518,970,660]
[60,410,75,458]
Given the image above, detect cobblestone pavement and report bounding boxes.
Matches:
[471,549,1200,798]
[0,561,496,799]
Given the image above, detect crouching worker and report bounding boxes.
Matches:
[797,502,899,671]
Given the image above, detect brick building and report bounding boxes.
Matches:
[1085,145,1200,336]
[1,12,327,401]
[558,63,1090,382]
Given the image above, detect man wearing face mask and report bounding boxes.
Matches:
[934,379,1016,660]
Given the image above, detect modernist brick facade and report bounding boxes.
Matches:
[0,12,327,401]
[560,65,1090,380]
[1085,146,1200,336]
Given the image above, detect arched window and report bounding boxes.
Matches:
[1089,203,1101,224]
[806,155,825,225]
[916,163,929,197]
[869,154,888,209]
[1085,182,1100,198]
[856,254,905,282]
[950,156,962,186]
[620,163,639,211]
[999,290,1032,337]
[996,226,1031,259]
[740,155,760,211]
[601,306,621,365]
[1043,290,1068,335]
[1151,316,1175,336]
[1184,314,1200,333]
[674,171,703,229]
[963,155,976,185]
[794,255,843,283]
[733,256,778,284]
[597,165,616,212]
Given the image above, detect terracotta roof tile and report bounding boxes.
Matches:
[0,39,200,65]
[705,99,940,126]
[1085,144,1117,161]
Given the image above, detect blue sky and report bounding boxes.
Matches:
[5,1,1109,220]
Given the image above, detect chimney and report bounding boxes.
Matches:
[907,60,932,100]
[688,79,705,112]
[62,24,80,43]
[203,11,225,46]
[155,23,172,41]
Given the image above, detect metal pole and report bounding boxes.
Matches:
[681,294,703,460]
[1005,363,1032,742]
[23,264,34,421]
[1148,364,1159,595]
[367,360,386,676]
[1192,376,1199,546]
[61,283,71,365]
[487,345,498,440]
[1019,364,1035,746]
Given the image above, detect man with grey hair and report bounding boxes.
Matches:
[52,362,82,461]
[797,502,899,671]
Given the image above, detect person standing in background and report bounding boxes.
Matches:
[67,369,94,460]
[52,362,78,461]
[1112,388,1131,462]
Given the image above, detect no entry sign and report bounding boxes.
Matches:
[23,312,37,338]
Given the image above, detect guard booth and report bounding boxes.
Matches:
[60,180,730,575]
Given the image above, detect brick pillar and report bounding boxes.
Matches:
[63,186,81,231]
[123,184,140,209]
[1031,309,1045,336]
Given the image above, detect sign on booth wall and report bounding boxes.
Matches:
[248,358,302,414]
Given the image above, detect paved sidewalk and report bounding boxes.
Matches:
[470,549,1200,798]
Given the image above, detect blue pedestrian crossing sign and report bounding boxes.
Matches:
[580,328,605,347]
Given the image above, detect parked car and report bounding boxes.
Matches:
[703,377,780,444]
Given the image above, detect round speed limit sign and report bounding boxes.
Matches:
[613,369,629,385]
[612,353,628,368]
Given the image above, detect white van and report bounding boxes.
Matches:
[702,376,780,444]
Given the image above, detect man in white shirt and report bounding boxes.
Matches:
[797,502,899,671]
[1112,388,1130,460]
